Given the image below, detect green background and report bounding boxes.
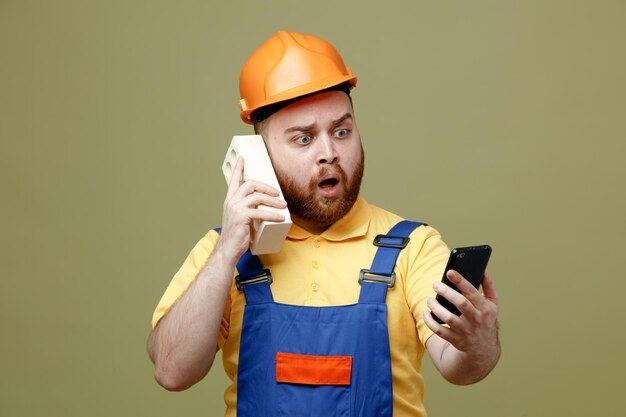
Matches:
[2,1,625,416]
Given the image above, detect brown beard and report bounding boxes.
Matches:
[275,148,365,228]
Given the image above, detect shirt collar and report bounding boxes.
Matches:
[287,196,371,241]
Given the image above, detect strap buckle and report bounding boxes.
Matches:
[373,234,410,249]
[235,269,273,291]
[359,269,395,288]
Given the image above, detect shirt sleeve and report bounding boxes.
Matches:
[151,229,222,329]
[402,225,450,346]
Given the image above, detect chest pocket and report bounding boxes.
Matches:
[276,351,351,416]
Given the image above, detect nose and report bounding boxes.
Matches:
[317,136,338,165]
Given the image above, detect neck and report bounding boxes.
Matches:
[291,215,332,236]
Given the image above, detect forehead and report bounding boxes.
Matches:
[266,91,354,133]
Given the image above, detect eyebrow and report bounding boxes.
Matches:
[284,123,315,134]
[331,113,353,128]
[283,113,353,134]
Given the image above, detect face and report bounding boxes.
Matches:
[260,91,365,234]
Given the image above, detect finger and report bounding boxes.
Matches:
[481,272,499,305]
[234,179,282,200]
[423,309,443,331]
[226,157,244,198]
[238,192,288,211]
[434,278,467,310]
[447,270,480,297]
[448,270,490,310]
[433,278,478,321]
[239,207,286,223]
[426,296,461,328]
[223,203,286,233]
[423,309,456,341]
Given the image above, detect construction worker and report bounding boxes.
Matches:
[148,31,500,417]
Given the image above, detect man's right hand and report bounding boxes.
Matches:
[217,157,288,261]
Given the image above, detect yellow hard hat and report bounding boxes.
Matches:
[239,31,358,124]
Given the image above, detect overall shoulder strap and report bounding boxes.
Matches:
[214,228,274,305]
[358,220,427,304]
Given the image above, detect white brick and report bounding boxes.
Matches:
[222,135,292,254]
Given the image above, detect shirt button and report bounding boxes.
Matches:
[311,283,319,292]
[313,239,321,248]
[312,260,319,269]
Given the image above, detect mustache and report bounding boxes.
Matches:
[311,165,348,185]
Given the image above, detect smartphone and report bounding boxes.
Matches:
[432,245,492,324]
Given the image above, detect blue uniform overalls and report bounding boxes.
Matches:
[232,220,424,417]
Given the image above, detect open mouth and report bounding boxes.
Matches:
[317,175,340,198]
[318,178,339,189]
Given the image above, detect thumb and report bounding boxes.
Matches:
[481,272,499,306]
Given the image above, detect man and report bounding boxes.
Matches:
[148,31,500,417]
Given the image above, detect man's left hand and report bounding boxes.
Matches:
[423,271,500,384]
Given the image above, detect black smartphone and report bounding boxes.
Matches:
[432,245,492,324]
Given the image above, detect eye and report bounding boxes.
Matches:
[335,129,349,138]
[294,135,312,145]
